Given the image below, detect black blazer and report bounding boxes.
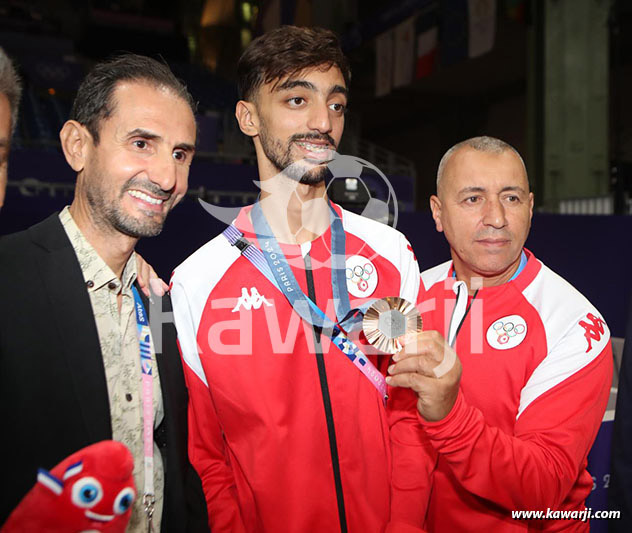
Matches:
[0,214,208,531]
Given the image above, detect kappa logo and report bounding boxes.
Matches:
[486,315,528,350]
[345,255,378,297]
[578,313,606,353]
[232,287,273,312]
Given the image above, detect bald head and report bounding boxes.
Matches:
[429,136,534,288]
[436,136,528,196]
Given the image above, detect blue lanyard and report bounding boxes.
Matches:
[132,287,153,374]
[508,250,527,282]
[225,204,387,401]
[250,200,362,332]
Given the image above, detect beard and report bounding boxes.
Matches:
[258,119,336,185]
[85,175,172,238]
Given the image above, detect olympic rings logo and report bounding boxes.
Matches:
[491,320,526,345]
[346,262,375,293]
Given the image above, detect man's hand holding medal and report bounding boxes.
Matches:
[363,297,462,422]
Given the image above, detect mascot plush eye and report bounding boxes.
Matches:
[71,477,103,508]
[113,487,136,514]
[3,441,136,533]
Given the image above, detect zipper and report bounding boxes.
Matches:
[304,252,348,533]
[447,280,479,347]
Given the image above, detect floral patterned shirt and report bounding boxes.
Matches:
[59,206,164,532]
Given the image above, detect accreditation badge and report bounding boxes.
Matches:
[362,297,422,354]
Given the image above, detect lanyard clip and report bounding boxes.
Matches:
[143,493,156,533]
[234,236,251,252]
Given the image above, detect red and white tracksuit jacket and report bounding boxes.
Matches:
[417,249,612,532]
[171,204,427,533]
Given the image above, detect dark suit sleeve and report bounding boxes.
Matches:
[610,292,632,531]
[0,217,112,526]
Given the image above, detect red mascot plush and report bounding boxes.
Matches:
[2,440,136,532]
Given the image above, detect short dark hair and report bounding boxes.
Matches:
[237,26,351,101]
[70,53,196,144]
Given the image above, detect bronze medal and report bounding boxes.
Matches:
[362,297,422,354]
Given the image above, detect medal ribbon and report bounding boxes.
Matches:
[223,203,387,401]
[132,287,156,531]
[250,200,353,330]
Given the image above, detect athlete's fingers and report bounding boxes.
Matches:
[136,253,151,298]
[150,277,168,297]
[135,253,167,297]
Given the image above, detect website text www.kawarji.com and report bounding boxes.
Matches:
[512,508,620,522]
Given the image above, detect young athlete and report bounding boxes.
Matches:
[171,26,428,533]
